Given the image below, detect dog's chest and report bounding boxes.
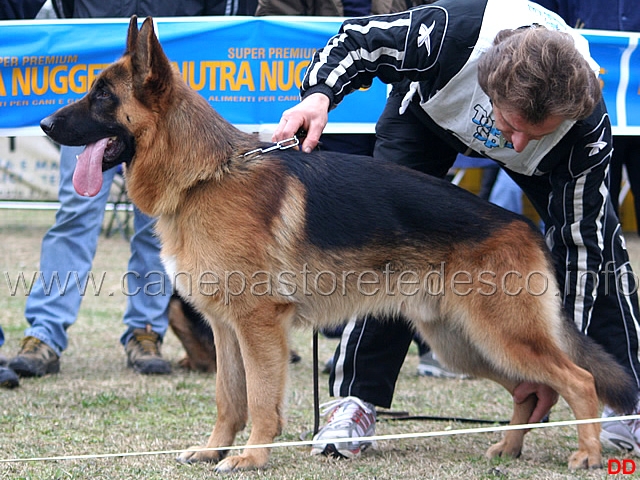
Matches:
[160,253,179,287]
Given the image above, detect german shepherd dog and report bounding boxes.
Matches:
[168,294,300,372]
[40,16,636,472]
[168,295,217,373]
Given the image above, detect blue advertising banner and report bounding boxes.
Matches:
[583,29,639,135]
[0,17,388,137]
[0,19,638,136]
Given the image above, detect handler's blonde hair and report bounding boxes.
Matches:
[477,26,601,124]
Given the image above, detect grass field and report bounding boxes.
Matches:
[0,209,638,479]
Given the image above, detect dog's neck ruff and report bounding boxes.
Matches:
[241,136,300,159]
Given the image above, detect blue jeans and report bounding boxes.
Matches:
[0,325,4,348]
[23,146,172,357]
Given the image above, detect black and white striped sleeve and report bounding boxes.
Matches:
[300,5,455,106]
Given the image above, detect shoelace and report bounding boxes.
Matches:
[134,333,160,355]
[319,396,374,430]
[20,337,42,353]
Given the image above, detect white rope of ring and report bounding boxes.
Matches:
[1,414,639,463]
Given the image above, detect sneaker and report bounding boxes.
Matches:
[0,365,19,389]
[289,349,302,364]
[125,325,171,375]
[600,404,640,456]
[8,336,60,377]
[322,356,333,374]
[417,351,470,379]
[311,396,376,459]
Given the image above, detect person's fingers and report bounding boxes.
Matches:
[527,391,557,423]
[273,93,330,152]
[512,382,559,424]
[300,124,322,153]
[272,109,303,143]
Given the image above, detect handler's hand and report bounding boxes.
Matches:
[513,382,559,424]
[272,93,330,153]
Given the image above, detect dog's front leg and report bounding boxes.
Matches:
[214,302,294,472]
[177,320,248,465]
[485,379,532,461]
[486,398,534,460]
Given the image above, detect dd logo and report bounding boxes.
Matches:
[608,459,637,474]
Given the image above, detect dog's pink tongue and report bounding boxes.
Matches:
[73,138,109,197]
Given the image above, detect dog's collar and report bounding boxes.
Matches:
[242,135,300,159]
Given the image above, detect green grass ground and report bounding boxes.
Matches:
[0,209,637,479]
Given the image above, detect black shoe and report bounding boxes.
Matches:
[289,349,301,364]
[0,365,19,389]
[126,326,171,375]
[8,336,60,377]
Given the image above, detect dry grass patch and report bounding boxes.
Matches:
[1,210,638,479]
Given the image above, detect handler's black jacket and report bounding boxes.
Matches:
[301,0,633,348]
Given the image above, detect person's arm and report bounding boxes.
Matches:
[300,7,448,108]
[274,3,476,150]
[546,102,613,332]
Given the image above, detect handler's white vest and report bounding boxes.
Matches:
[402,0,599,175]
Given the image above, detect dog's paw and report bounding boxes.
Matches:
[485,439,522,460]
[568,450,601,470]
[214,452,269,472]
[176,445,225,464]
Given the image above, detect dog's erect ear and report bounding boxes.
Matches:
[125,15,139,56]
[127,16,174,106]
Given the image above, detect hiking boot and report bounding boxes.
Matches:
[417,351,471,379]
[125,326,171,375]
[8,336,60,377]
[311,396,376,459]
[600,403,640,456]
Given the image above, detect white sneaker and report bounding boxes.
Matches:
[417,352,470,379]
[310,396,376,458]
[600,404,640,456]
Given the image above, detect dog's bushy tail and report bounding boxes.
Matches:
[564,320,638,414]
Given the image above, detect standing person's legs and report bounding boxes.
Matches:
[120,207,171,343]
[313,94,459,458]
[119,207,172,374]
[329,94,459,406]
[11,146,114,377]
[488,169,523,214]
[329,315,415,408]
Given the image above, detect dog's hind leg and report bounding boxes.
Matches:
[546,361,602,470]
[177,319,248,465]
[414,319,535,461]
[487,351,601,469]
[214,302,294,472]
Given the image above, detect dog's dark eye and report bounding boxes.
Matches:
[96,89,111,100]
